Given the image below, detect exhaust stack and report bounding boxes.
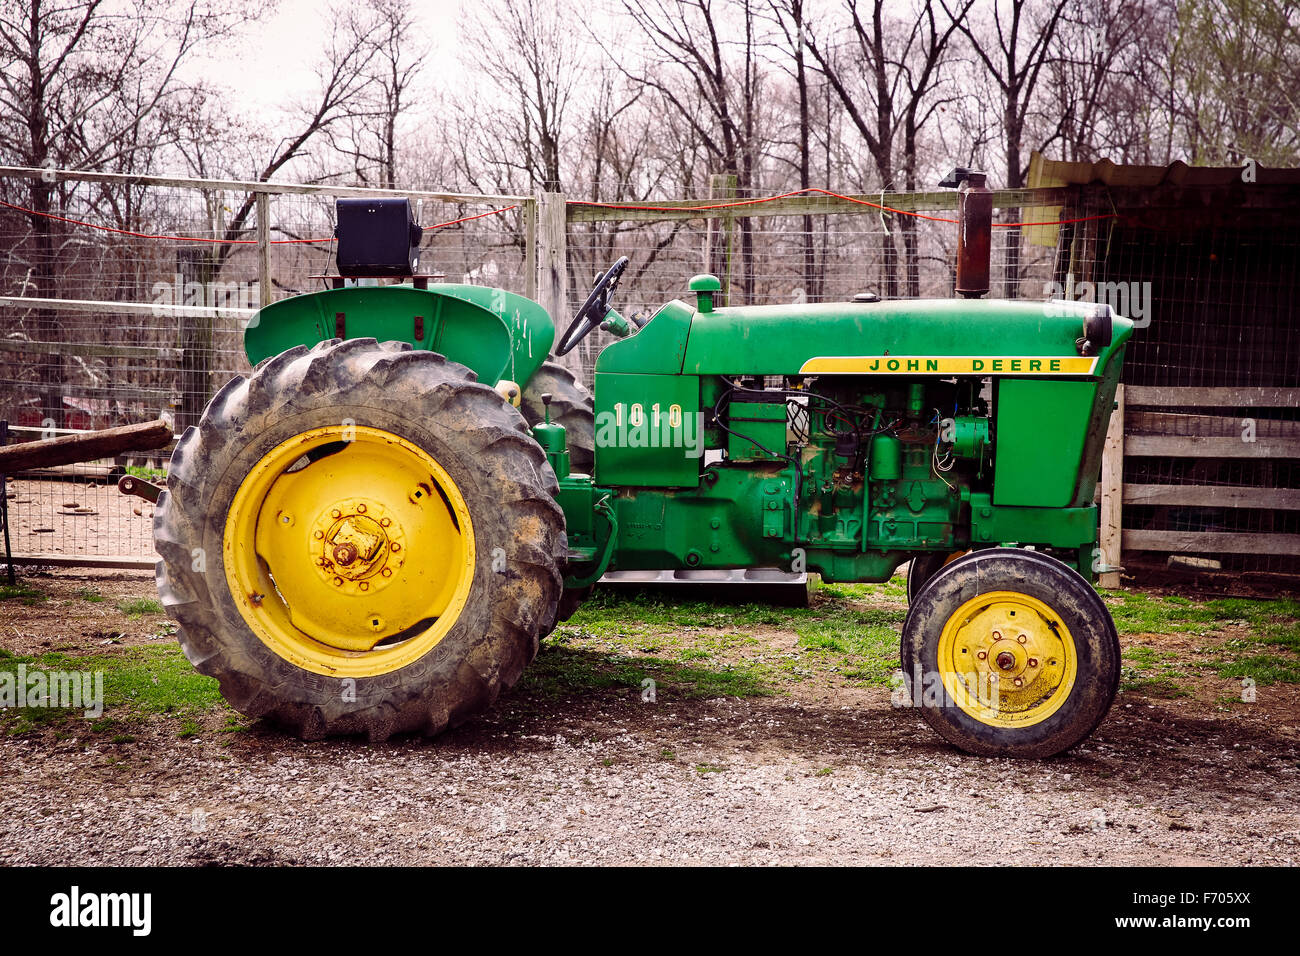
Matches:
[939,167,992,299]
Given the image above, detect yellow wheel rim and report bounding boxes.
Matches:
[223,425,475,678]
[935,590,1077,728]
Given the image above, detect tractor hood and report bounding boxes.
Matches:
[596,296,1132,379]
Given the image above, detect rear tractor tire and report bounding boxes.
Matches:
[520,360,595,474]
[900,548,1120,758]
[154,338,566,741]
[520,359,597,633]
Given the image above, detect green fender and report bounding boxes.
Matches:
[244,283,555,387]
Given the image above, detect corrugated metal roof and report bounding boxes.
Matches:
[1028,151,1300,187]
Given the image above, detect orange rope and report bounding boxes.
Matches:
[0,198,518,244]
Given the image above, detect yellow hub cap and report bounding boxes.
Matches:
[935,591,1077,728]
[223,425,475,678]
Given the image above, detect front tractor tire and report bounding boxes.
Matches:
[900,548,1120,759]
[154,338,566,741]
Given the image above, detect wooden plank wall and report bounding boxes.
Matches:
[1099,385,1300,583]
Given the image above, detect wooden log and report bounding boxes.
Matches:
[1124,434,1300,459]
[0,419,172,473]
[1124,386,1300,408]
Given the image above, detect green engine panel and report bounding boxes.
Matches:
[593,372,702,487]
[993,379,1096,507]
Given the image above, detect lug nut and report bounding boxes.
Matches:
[1028,658,1038,667]
[331,509,341,518]
[359,581,369,591]
[380,517,391,527]
[333,577,344,587]
[313,530,324,540]
[357,503,367,513]
[390,543,401,552]
[381,568,392,578]
[977,651,987,660]
[1014,677,1024,687]
[995,651,1016,671]
[1017,634,1028,644]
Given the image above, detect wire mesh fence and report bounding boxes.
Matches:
[0,171,532,562]
[1,167,1296,578]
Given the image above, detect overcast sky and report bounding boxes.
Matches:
[188,0,469,116]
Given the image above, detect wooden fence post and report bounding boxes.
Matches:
[536,191,574,373]
[256,192,271,308]
[1100,383,1125,587]
[705,173,737,305]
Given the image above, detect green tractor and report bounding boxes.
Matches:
[152,187,1131,758]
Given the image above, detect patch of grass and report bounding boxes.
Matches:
[0,645,227,735]
[0,582,45,605]
[116,597,164,619]
[694,763,725,774]
[177,717,201,738]
[1215,654,1300,686]
[1103,591,1300,649]
[1121,674,1192,698]
[519,645,773,699]
[75,587,105,603]
[110,733,135,744]
[1122,646,1178,671]
[562,579,907,692]
[125,464,166,482]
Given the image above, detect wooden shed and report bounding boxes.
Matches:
[1029,154,1300,587]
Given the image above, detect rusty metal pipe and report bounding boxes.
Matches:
[955,171,992,298]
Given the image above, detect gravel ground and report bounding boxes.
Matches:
[2,570,1298,866]
[3,690,1297,865]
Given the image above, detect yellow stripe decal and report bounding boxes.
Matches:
[798,355,1099,375]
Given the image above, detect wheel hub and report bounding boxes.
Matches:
[308,500,406,592]
[223,425,475,677]
[936,591,1077,728]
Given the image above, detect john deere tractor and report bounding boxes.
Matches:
[152,185,1131,758]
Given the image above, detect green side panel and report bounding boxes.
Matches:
[244,284,554,387]
[592,372,701,487]
[993,379,1097,507]
[594,300,693,374]
[1071,345,1127,507]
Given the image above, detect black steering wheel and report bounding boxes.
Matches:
[555,255,629,356]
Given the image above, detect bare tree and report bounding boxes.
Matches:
[800,0,971,296]
[616,0,766,303]
[334,0,429,188]
[0,0,253,424]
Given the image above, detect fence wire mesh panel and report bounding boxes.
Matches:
[1090,183,1300,576]
[561,187,1078,386]
[3,169,1296,578]
[0,170,529,564]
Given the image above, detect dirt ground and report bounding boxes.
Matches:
[1,569,1297,866]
